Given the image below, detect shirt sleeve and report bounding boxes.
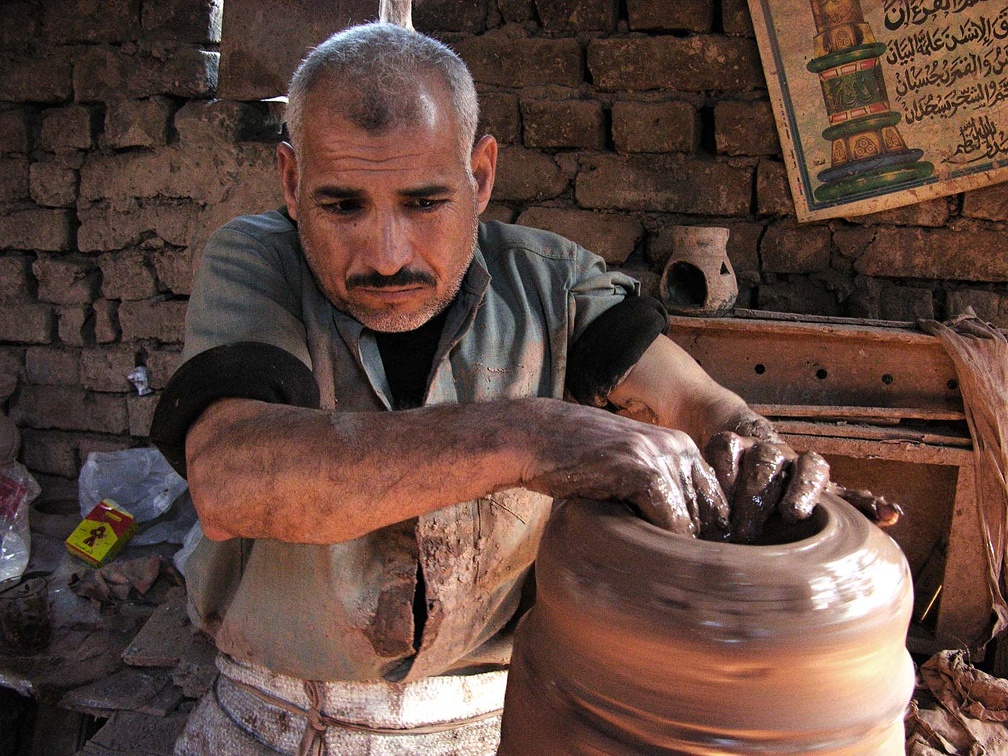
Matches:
[150,214,319,477]
[565,245,669,407]
[180,215,311,366]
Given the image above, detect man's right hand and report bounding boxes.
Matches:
[521,401,730,537]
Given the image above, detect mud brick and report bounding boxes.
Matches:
[480,203,515,224]
[78,202,197,253]
[726,221,762,276]
[20,428,79,478]
[99,250,159,300]
[25,346,80,385]
[576,154,752,215]
[144,350,182,390]
[30,162,78,207]
[104,98,173,149]
[588,36,763,92]
[0,208,73,252]
[477,92,521,144]
[0,255,33,302]
[11,385,128,433]
[0,2,39,51]
[118,300,188,344]
[93,299,121,344]
[856,223,1008,282]
[174,100,280,145]
[761,221,830,274]
[33,256,99,305]
[80,149,232,205]
[627,0,712,31]
[414,0,488,32]
[142,0,223,43]
[962,182,1008,222]
[81,348,136,393]
[453,34,582,88]
[0,348,25,382]
[848,197,951,227]
[517,206,641,264]
[879,284,934,322]
[722,0,755,35]
[0,157,29,202]
[127,393,158,438]
[535,0,617,32]
[0,52,73,103]
[715,100,779,155]
[758,276,840,316]
[57,305,92,346]
[498,0,535,22]
[0,109,31,153]
[151,247,196,296]
[756,159,793,216]
[611,100,697,154]
[946,289,1008,326]
[493,145,567,202]
[0,304,54,344]
[832,225,875,265]
[40,105,95,151]
[521,99,605,150]
[42,0,139,43]
[74,45,219,101]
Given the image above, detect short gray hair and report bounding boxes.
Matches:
[286,23,479,162]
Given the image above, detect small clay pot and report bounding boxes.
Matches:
[499,494,914,755]
[659,226,738,316]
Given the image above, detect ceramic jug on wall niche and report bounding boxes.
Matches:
[659,226,737,317]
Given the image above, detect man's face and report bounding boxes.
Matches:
[278,87,496,333]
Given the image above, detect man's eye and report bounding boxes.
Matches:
[410,197,445,210]
[321,200,362,214]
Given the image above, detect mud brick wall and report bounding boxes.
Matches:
[1,0,1007,486]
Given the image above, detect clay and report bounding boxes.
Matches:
[499,494,914,755]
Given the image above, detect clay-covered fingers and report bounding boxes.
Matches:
[778,451,830,523]
[729,442,789,544]
[831,484,904,528]
[691,458,730,540]
[702,431,744,502]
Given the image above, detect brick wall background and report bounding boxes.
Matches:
[2,0,1007,489]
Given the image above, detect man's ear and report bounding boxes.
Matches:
[277,142,300,221]
[470,134,497,214]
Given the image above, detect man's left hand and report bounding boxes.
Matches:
[703,430,903,544]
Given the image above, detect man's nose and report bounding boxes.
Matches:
[371,214,413,275]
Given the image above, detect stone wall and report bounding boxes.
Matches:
[1,0,1007,486]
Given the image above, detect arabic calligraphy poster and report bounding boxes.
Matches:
[748,0,1008,221]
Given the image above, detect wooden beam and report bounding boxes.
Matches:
[379,0,413,29]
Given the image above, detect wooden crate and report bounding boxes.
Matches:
[666,312,991,655]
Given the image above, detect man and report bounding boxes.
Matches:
[151,22,897,755]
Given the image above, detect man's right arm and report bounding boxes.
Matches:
[183,395,723,543]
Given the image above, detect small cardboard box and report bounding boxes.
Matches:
[65,499,135,567]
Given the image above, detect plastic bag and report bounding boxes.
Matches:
[0,461,41,584]
[78,448,187,524]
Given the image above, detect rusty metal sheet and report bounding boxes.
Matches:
[666,314,963,412]
[217,0,377,101]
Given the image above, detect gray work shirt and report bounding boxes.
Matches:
[178,210,638,682]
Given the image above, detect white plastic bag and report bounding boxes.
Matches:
[0,461,41,584]
[78,448,187,524]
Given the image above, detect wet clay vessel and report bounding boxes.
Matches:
[498,494,914,755]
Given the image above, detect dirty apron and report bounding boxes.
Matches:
[174,653,507,755]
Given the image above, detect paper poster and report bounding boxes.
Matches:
[749,0,1008,221]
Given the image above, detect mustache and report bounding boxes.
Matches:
[346,269,437,289]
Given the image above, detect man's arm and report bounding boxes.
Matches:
[608,334,900,542]
[184,394,727,543]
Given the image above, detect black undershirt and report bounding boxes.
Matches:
[373,309,450,653]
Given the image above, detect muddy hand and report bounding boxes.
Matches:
[829,483,903,527]
[524,403,729,536]
[703,431,831,544]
